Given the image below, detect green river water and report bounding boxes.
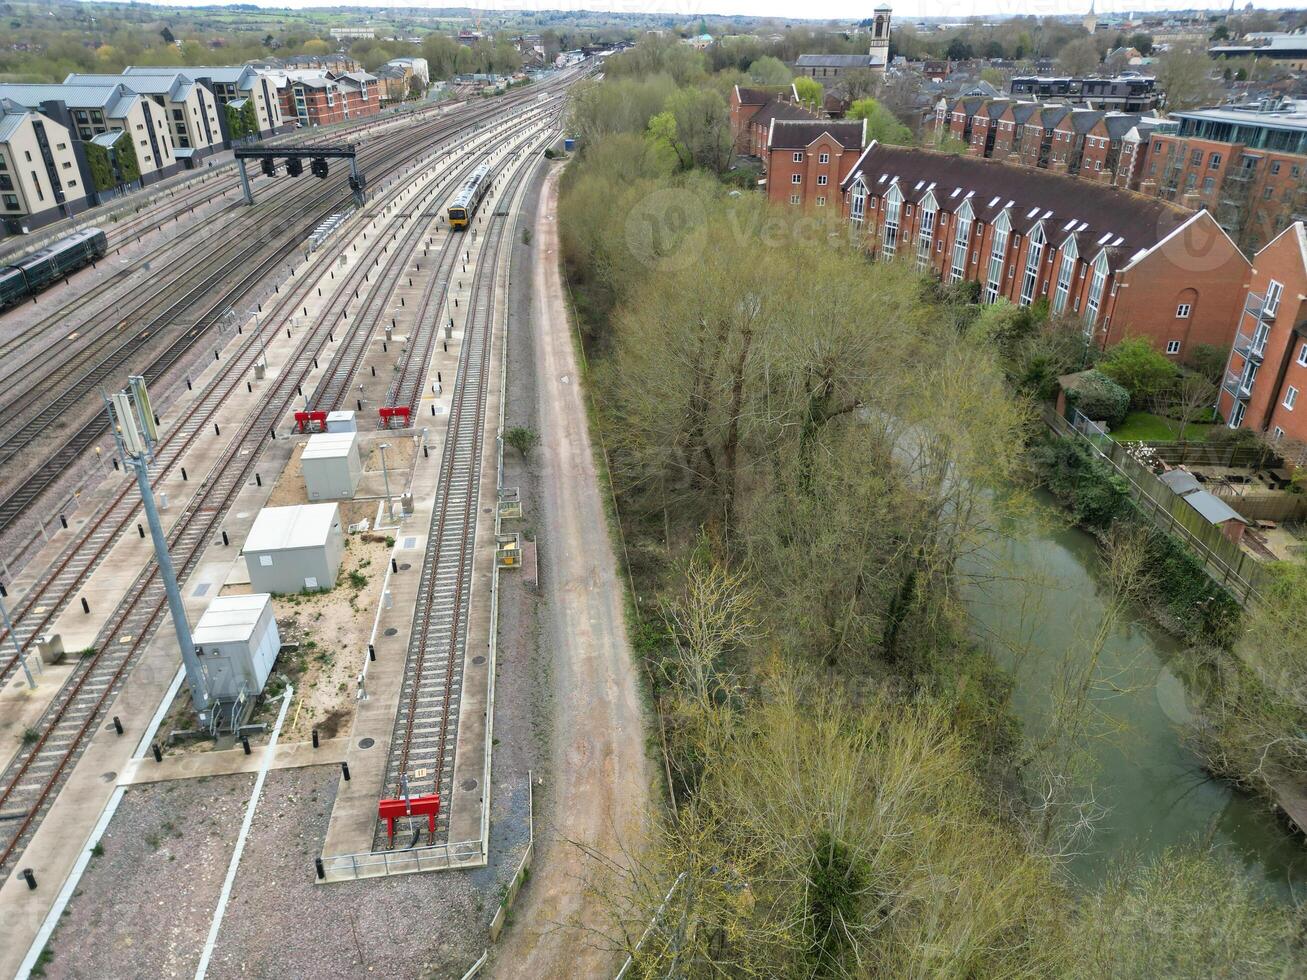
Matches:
[964,495,1307,898]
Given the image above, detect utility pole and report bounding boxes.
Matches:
[107,378,211,723]
[378,442,395,523]
[0,585,36,689]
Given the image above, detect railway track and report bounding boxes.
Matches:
[0,102,559,687]
[0,97,571,879]
[0,77,580,538]
[310,119,554,417]
[377,118,558,847]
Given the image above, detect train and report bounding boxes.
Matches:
[0,228,109,311]
[447,163,492,230]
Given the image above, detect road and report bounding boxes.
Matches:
[490,166,651,977]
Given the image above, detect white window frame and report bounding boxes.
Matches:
[916,193,937,272]
[1274,426,1285,440]
[1019,222,1045,307]
[791,173,802,184]
[818,151,829,164]
[882,183,902,259]
[984,210,1010,304]
[1166,340,1181,354]
[1285,386,1299,411]
[850,181,866,226]
[950,201,973,284]
[1084,251,1109,328]
[816,196,826,207]
[1175,303,1191,318]
[789,194,800,205]
[1265,279,1283,318]
[817,174,828,186]
[793,151,803,163]
[1052,237,1078,314]
[1297,342,1307,368]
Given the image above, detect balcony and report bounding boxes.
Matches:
[1224,369,1254,399]
[1232,329,1266,361]
[1244,292,1276,321]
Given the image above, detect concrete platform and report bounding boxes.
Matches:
[117,737,347,786]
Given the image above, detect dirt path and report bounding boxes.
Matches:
[489,167,651,977]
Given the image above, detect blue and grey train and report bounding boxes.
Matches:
[0,227,109,311]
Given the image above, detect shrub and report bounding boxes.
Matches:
[1065,370,1130,428]
[1098,338,1178,407]
[1027,434,1129,528]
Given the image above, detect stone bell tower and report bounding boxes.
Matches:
[870,4,892,63]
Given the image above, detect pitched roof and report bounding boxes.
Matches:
[1102,112,1142,139]
[734,85,778,105]
[796,53,884,68]
[0,100,31,143]
[750,96,817,132]
[769,118,865,150]
[840,142,1200,271]
[1070,109,1105,134]
[0,81,136,116]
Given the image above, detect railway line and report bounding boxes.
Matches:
[377,113,558,847]
[0,75,580,539]
[0,95,568,879]
[0,98,563,687]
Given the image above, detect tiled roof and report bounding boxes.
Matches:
[1070,109,1105,134]
[841,142,1198,271]
[750,97,817,132]
[770,118,865,150]
[735,85,778,105]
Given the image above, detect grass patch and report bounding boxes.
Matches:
[1112,411,1216,443]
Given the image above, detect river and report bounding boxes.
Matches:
[964,494,1307,897]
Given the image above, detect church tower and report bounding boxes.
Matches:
[870,4,892,64]
[1083,1,1099,34]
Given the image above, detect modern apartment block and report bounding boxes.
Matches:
[264,70,380,128]
[0,99,90,231]
[1135,99,1307,254]
[65,72,225,163]
[838,142,1251,360]
[124,66,287,138]
[1218,223,1307,446]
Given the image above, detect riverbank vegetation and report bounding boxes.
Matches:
[559,44,1306,973]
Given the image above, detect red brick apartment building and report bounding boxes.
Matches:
[939,95,1165,186]
[1135,100,1307,253]
[729,84,817,158]
[765,119,866,210]
[1218,223,1307,442]
[273,71,379,128]
[839,143,1251,359]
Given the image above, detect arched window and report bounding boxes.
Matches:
[883,182,902,259]
[985,210,1010,304]
[950,199,973,283]
[916,191,937,271]
[1019,222,1045,306]
[1085,251,1110,328]
[1051,236,1078,314]
[874,15,884,38]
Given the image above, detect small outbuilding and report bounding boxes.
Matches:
[326,410,357,433]
[192,593,281,702]
[243,503,344,593]
[302,431,363,500]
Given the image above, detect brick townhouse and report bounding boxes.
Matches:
[728,84,818,158]
[942,95,1164,185]
[839,142,1251,359]
[267,70,380,128]
[764,118,866,210]
[1218,222,1307,442]
[1135,99,1307,254]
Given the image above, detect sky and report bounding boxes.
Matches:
[155,0,1303,22]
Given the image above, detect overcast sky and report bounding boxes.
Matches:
[161,1,1301,22]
